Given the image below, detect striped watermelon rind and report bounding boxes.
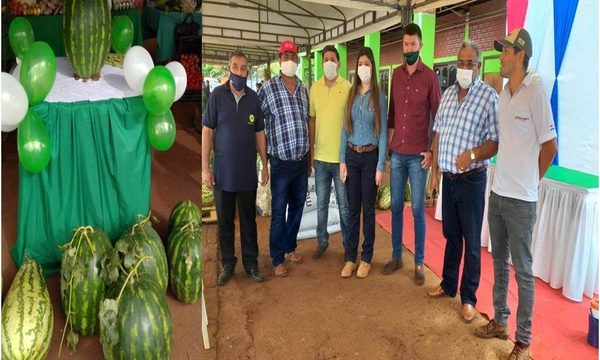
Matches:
[63,0,111,80]
[100,268,173,360]
[168,200,201,231]
[2,257,54,360]
[168,220,202,303]
[117,215,168,293]
[60,226,112,338]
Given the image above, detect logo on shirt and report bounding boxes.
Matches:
[248,114,255,125]
[549,123,555,131]
[515,115,529,122]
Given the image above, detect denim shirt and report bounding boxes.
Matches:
[340,89,388,171]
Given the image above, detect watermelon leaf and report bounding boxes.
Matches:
[67,329,79,352]
[99,299,120,354]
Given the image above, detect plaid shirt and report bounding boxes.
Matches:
[258,74,309,161]
[433,78,499,173]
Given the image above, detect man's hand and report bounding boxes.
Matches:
[454,150,472,172]
[375,170,383,186]
[261,165,269,187]
[420,151,432,169]
[202,169,215,189]
[340,163,347,183]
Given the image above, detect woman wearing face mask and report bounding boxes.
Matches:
[338,47,387,279]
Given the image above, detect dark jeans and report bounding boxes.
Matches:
[269,155,309,266]
[439,170,486,306]
[214,189,259,272]
[344,147,378,263]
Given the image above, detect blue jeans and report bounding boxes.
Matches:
[439,170,486,306]
[488,191,537,346]
[390,152,428,264]
[269,155,309,266]
[313,160,350,248]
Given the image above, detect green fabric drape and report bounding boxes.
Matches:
[11,97,151,276]
[3,8,143,60]
[143,6,201,62]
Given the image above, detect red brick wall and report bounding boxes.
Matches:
[435,26,465,58]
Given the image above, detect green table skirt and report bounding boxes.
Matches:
[3,8,143,60]
[11,97,151,276]
[143,5,201,62]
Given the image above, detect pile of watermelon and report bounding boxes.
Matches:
[377,185,392,210]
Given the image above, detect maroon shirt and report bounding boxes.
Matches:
[387,58,441,154]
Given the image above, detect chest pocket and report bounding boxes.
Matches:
[513,111,533,137]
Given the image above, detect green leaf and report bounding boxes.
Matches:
[99,299,120,353]
[67,329,79,352]
[68,247,77,258]
[123,252,136,269]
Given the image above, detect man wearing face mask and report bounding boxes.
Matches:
[202,50,269,286]
[426,41,499,323]
[258,39,310,277]
[385,23,441,285]
[308,45,352,260]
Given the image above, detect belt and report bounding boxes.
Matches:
[348,143,378,153]
[443,166,486,180]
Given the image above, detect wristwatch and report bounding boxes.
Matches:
[469,149,476,161]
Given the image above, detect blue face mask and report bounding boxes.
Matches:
[230,72,247,91]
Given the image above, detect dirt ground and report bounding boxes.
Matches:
[2,101,203,359]
[202,213,518,360]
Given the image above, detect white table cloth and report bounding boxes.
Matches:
[434,165,599,301]
[45,57,137,103]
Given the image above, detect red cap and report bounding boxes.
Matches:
[279,40,298,54]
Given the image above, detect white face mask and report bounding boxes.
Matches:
[281,60,298,77]
[456,68,474,89]
[357,65,371,83]
[323,61,338,80]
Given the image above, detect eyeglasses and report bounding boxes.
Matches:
[457,60,477,69]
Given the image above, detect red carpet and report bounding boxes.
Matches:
[376,208,598,360]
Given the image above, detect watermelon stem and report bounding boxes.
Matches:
[115,255,152,305]
[130,212,157,235]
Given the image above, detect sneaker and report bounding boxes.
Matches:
[356,261,371,278]
[273,264,288,277]
[507,342,530,360]
[341,261,356,278]
[414,264,425,285]
[312,243,328,260]
[474,320,509,340]
[382,258,403,275]
[284,251,303,263]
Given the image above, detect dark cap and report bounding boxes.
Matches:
[494,28,532,57]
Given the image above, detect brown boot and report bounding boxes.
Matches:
[474,320,509,340]
[312,243,328,260]
[273,264,288,277]
[507,342,530,360]
[284,251,303,263]
[341,261,356,278]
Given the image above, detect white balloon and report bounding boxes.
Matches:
[165,61,187,101]
[1,122,18,132]
[1,72,28,128]
[123,46,154,94]
[11,62,21,81]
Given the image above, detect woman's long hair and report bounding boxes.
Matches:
[345,47,381,137]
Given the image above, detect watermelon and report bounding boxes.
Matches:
[117,217,169,293]
[169,200,202,230]
[201,184,214,207]
[60,226,112,338]
[63,0,111,80]
[168,220,202,303]
[2,257,54,360]
[100,275,173,360]
[377,185,391,210]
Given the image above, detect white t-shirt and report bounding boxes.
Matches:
[492,73,557,202]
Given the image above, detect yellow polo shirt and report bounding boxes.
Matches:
[309,76,351,163]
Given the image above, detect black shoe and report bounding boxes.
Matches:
[217,263,235,286]
[246,269,264,282]
[312,243,329,260]
[382,258,403,275]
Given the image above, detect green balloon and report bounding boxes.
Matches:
[20,41,57,106]
[9,17,34,60]
[111,15,134,54]
[17,109,51,173]
[143,66,176,115]
[147,110,176,151]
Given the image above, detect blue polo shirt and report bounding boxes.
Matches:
[203,82,265,192]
